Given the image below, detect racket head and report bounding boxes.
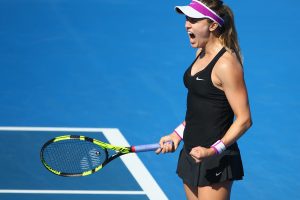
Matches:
[40,135,109,177]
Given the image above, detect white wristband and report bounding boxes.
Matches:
[211,140,226,154]
[174,123,185,139]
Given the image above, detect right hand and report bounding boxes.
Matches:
[155,132,182,154]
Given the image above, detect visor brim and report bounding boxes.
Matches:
[175,6,206,19]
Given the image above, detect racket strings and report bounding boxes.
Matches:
[42,139,107,174]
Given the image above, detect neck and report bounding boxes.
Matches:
[202,36,223,55]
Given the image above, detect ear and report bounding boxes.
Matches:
[209,22,219,32]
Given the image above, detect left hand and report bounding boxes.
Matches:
[189,146,215,163]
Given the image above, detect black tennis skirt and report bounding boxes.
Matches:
[176,143,244,187]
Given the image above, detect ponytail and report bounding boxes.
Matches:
[199,0,243,64]
[219,5,243,64]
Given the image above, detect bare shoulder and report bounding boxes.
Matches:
[215,49,244,81]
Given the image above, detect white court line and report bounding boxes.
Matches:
[102,129,168,200]
[0,126,168,200]
[0,126,114,132]
[0,190,145,195]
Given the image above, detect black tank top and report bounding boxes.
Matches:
[183,47,234,150]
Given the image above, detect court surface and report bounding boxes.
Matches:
[0,0,300,199]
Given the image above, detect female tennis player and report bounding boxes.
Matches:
[156,0,252,199]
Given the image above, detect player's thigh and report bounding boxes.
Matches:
[183,183,198,200]
[197,181,233,200]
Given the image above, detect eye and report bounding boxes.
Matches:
[185,16,201,24]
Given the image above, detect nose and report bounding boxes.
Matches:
[185,20,191,29]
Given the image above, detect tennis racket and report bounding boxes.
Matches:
[40,135,168,177]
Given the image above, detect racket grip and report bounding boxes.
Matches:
[132,141,173,152]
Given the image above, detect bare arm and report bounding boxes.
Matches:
[217,55,252,147]
[189,53,252,162]
[155,121,185,154]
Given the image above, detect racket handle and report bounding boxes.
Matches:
[132,141,173,152]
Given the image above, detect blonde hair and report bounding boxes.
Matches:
[199,0,243,64]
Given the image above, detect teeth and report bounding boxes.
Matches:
[187,31,195,38]
[187,31,194,37]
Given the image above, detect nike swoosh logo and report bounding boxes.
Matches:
[196,77,205,81]
[216,172,222,176]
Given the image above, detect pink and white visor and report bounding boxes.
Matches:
[175,0,224,26]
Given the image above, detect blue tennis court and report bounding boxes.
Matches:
[0,0,299,199]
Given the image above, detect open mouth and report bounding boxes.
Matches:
[188,31,195,39]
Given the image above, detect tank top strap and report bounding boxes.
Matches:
[206,47,226,72]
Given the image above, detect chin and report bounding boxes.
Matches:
[190,43,199,48]
[189,42,197,48]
